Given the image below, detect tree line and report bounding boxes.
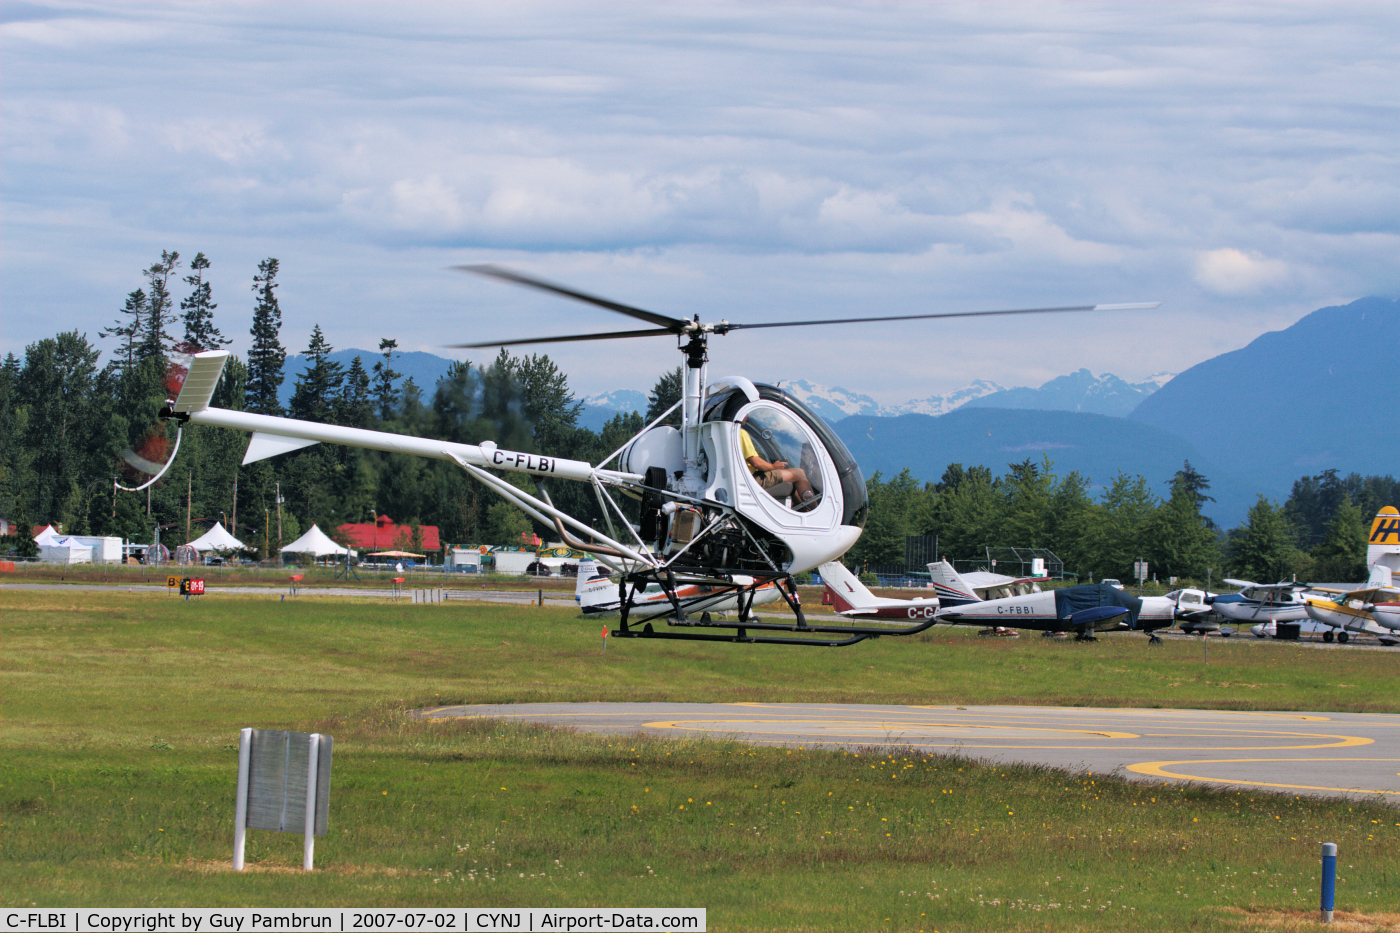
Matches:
[1,250,1395,583]
[844,460,1397,586]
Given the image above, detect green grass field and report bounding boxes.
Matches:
[2,587,1397,930]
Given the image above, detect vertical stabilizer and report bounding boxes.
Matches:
[1368,506,1400,574]
[575,558,618,613]
[817,561,879,614]
[927,559,980,606]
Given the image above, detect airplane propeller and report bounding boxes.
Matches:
[449,264,1159,350]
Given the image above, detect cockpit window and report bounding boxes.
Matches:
[706,383,868,529]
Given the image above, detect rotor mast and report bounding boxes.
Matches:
[679,323,709,496]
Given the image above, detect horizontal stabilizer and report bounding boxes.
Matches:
[171,351,229,414]
[243,432,319,465]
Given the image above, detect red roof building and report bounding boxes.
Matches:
[337,514,441,552]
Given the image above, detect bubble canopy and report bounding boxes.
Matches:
[705,382,868,530]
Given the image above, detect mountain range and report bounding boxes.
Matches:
[282,352,1175,430]
[833,296,1398,527]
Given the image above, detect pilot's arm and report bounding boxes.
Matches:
[739,428,785,473]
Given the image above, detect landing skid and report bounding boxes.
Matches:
[609,571,938,647]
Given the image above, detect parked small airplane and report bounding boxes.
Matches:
[1304,582,1400,645]
[926,559,1043,607]
[817,561,940,621]
[823,562,1174,641]
[1164,588,1232,636]
[933,582,1178,642]
[1302,507,1400,644]
[1203,581,1312,637]
[575,558,783,618]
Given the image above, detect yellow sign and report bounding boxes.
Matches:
[166,575,180,588]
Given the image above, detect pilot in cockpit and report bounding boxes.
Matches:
[740,418,816,509]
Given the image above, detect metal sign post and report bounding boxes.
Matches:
[232,728,333,871]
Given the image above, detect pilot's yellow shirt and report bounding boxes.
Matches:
[739,429,760,473]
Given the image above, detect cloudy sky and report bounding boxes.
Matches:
[3,1,1397,405]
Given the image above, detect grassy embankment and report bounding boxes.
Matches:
[1,588,1396,929]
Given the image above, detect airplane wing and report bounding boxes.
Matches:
[1337,586,1400,604]
[1236,581,1309,593]
[1223,578,1255,588]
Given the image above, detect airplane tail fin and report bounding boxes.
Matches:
[817,561,879,614]
[1368,506,1400,574]
[927,559,979,606]
[1367,562,1394,588]
[575,558,617,613]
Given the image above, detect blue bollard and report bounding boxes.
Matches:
[1320,841,1337,923]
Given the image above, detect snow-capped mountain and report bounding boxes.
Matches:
[782,379,1007,420]
[576,371,1175,431]
[782,372,1173,422]
[582,389,648,413]
[885,380,1006,417]
[963,369,1174,418]
[578,389,649,431]
[779,381,884,421]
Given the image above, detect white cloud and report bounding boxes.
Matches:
[1193,248,1291,295]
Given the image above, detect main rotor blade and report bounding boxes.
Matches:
[448,327,679,350]
[455,264,688,331]
[719,302,1160,333]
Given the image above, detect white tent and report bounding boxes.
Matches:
[40,536,93,564]
[34,524,63,547]
[186,521,247,552]
[280,524,355,558]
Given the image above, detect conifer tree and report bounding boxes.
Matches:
[180,252,229,351]
[100,289,148,374]
[141,250,181,361]
[371,338,401,421]
[245,258,285,416]
[645,366,683,427]
[1310,497,1367,582]
[1227,496,1300,581]
[289,324,344,422]
[337,356,373,427]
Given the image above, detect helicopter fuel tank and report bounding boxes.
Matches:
[617,425,683,479]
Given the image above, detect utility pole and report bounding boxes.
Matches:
[276,482,283,550]
[186,472,192,543]
[231,476,238,537]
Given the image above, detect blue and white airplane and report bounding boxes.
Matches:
[826,560,1175,641]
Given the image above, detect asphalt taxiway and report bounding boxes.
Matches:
[418,701,1400,802]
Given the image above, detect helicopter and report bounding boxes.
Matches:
[142,265,1157,647]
